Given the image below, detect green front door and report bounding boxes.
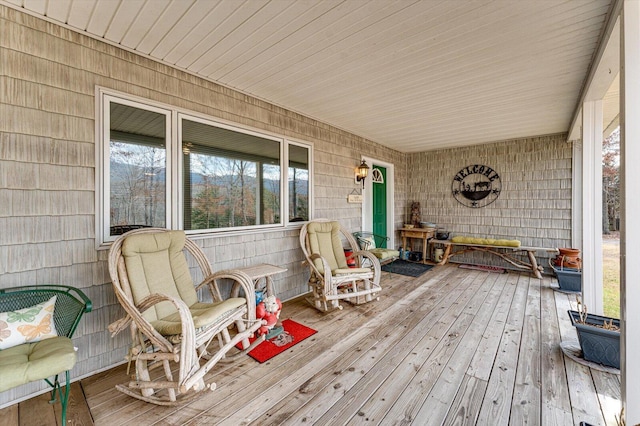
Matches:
[372,165,387,247]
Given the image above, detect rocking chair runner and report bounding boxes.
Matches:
[107,228,264,405]
[300,220,382,312]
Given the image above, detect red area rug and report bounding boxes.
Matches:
[241,319,317,363]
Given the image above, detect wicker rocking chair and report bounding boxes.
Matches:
[300,219,382,312]
[108,228,264,405]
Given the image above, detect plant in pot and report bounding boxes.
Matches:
[550,248,582,292]
[568,297,620,369]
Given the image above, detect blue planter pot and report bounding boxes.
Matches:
[552,265,581,292]
[568,310,620,369]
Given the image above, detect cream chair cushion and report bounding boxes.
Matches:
[151,299,246,336]
[306,221,349,274]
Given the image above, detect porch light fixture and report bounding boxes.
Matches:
[355,160,370,189]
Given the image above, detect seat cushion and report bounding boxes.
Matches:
[150,298,247,336]
[370,248,400,260]
[451,236,521,247]
[334,268,371,275]
[0,337,76,392]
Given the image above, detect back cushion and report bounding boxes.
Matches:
[306,222,348,274]
[122,231,198,322]
[361,236,376,249]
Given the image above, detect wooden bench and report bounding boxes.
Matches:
[429,239,558,279]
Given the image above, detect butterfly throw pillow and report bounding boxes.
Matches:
[0,295,58,350]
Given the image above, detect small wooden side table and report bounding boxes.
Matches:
[400,227,435,264]
[229,263,287,298]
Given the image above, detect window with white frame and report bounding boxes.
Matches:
[97,90,311,246]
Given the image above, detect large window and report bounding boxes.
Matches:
[97,90,311,245]
[181,117,282,230]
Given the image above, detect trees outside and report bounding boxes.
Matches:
[110,142,166,229]
[289,167,309,221]
[189,157,259,229]
[191,181,225,229]
[603,127,620,234]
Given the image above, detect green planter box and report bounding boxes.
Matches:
[568,310,620,369]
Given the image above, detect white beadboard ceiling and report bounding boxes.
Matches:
[3,0,615,153]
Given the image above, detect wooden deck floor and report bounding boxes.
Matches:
[0,264,621,425]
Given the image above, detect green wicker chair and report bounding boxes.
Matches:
[0,285,91,424]
[352,231,400,265]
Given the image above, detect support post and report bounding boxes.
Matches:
[571,140,583,250]
[621,1,640,423]
[582,100,604,315]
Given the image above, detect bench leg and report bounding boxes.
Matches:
[527,251,543,279]
[438,244,452,265]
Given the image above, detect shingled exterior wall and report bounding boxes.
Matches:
[406,134,573,267]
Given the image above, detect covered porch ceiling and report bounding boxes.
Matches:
[2,0,617,152]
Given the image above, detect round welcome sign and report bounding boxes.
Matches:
[451,164,501,208]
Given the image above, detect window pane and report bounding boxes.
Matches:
[289,144,309,222]
[182,119,281,230]
[109,102,166,236]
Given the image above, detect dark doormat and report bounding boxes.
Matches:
[381,260,434,277]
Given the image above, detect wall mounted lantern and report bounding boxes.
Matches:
[355,160,370,189]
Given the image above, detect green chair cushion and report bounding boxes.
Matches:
[150,298,247,336]
[122,231,198,322]
[0,336,76,392]
[370,248,400,260]
[451,236,521,247]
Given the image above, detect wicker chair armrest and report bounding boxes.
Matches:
[111,293,195,354]
[352,250,382,280]
[206,269,257,321]
[308,253,333,280]
[195,275,223,302]
[307,253,335,296]
[135,293,188,314]
[108,315,132,336]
